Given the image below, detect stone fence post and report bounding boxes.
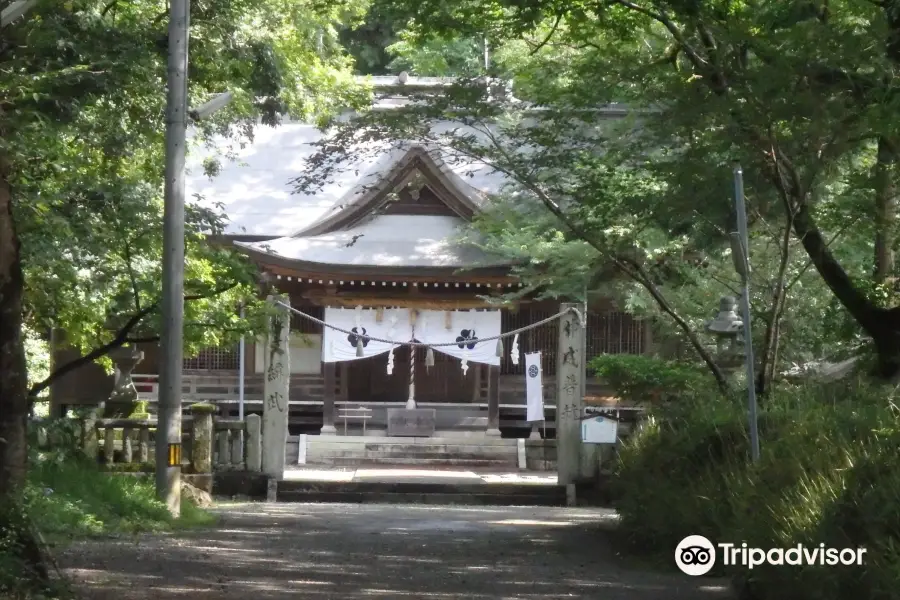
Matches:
[246,414,262,472]
[191,403,216,473]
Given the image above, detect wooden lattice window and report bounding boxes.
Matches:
[183,344,240,371]
[291,305,324,334]
[500,308,644,376]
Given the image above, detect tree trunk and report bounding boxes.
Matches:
[757,224,792,397]
[791,198,900,376]
[873,137,898,283]
[0,160,29,497]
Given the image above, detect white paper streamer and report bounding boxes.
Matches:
[461,344,469,376]
[387,345,394,374]
[511,333,520,365]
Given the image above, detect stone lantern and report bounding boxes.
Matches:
[705,296,745,371]
[105,345,145,417]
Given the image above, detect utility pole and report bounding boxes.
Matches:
[731,163,761,462]
[156,0,190,516]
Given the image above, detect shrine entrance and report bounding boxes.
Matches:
[347,346,479,404]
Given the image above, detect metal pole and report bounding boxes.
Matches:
[238,306,245,421]
[733,164,761,462]
[155,0,190,516]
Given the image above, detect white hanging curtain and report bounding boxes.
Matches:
[321,307,412,362]
[525,352,544,422]
[417,309,502,366]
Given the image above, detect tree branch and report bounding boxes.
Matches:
[100,0,118,17]
[441,124,731,392]
[121,235,142,313]
[28,303,157,398]
[528,13,563,55]
[607,0,712,77]
[28,282,239,398]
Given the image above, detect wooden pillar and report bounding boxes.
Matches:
[556,302,585,485]
[321,362,337,435]
[486,365,501,436]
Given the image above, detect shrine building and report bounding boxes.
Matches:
[51,75,650,439]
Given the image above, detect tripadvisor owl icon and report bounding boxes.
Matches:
[675,535,716,576]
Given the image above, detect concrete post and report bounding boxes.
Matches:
[231,428,244,468]
[122,426,133,463]
[246,414,262,472]
[81,406,100,461]
[262,295,290,478]
[103,426,114,465]
[216,430,229,467]
[190,403,215,473]
[486,365,501,436]
[555,303,584,486]
[138,427,150,463]
[321,362,337,435]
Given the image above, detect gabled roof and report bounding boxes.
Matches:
[234,142,515,273]
[293,144,489,237]
[235,214,513,272]
[185,121,508,238]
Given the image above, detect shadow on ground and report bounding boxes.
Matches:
[57,503,731,599]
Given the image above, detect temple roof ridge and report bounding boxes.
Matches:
[287,142,500,239]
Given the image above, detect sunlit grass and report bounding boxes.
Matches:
[1,452,217,598]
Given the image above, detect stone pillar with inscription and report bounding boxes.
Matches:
[262,295,290,479]
[555,302,584,486]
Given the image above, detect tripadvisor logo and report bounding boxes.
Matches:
[675,535,867,576]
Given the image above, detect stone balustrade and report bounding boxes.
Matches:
[36,404,264,475]
[95,418,158,466]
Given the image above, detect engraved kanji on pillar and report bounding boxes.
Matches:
[262,294,290,478]
[555,303,584,486]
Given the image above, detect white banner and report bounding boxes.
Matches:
[321,307,413,362]
[525,352,544,422]
[416,309,501,366]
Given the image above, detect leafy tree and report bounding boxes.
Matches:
[323,0,900,388]
[386,29,487,75]
[0,0,367,541]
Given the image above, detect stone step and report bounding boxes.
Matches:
[307,436,518,446]
[307,453,516,464]
[276,480,567,506]
[307,457,515,467]
[276,491,565,506]
[306,447,516,458]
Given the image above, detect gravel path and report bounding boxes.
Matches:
[57,503,732,599]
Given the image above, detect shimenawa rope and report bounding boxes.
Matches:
[275,301,582,348]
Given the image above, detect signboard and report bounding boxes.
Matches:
[581,416,618,444]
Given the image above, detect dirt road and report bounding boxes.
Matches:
[58,503,732,599]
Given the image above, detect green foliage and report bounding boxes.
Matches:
[2,0,372,391]
[0,445,214,597]
[23,458,214,539]
[23,327,50,402]
[615,379,900,599]
[590,354,710,404]
[338,0,900,379]
[386,29,486,75]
